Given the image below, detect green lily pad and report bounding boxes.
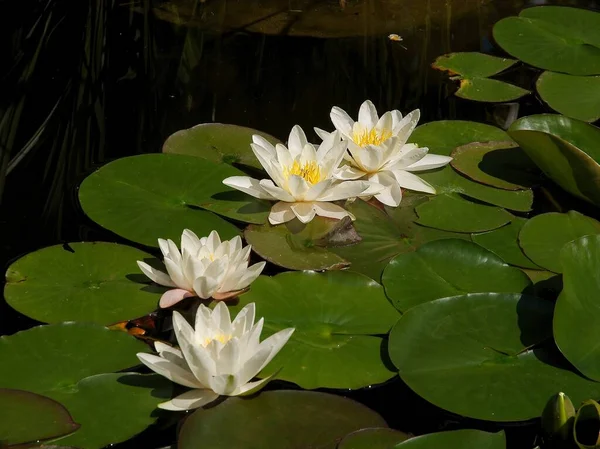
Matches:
[244,218,351,272]
[472,218,541,269]
[79,154,266,247]
[409,120,511,157]
[493,7,600,75]
[455,78,530,103]
[415,194,513,233]
[382,239,531,312]
[178,390,387,449]
[162,122,280,172]
[395,430,506,449]
[388,292,600,422]
[537,72,600,123]
[328,197,471,282]
[0,323,168,449]
[450,141,540,191]
[336,428,410,449]
[232,271,400,389]
[432,52,517,78]
[0,388,79,446]
[518,211,600,273]
[555,235,600,381]
[508,114,600,206]
[4,242,160,325]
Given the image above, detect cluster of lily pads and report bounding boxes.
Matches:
[3,5,600,449]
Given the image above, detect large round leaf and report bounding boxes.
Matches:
[395,430,506,449]
[4,242,160,325]
[537,72,600,123]
[382,239,531,312]
[162,122,280,171]
[518,211,600,273]
[493,7,600,75]
[328,197,471,282]
[178,390,387,449]
[232,271,400,389]
[472,218,541,269]
[389,293,600,421]
[555,235,600,381]
[432,52,517,78]
[0,388,79,446]
[78,154,263,247]
[455,78,529,103]
[415,194,512,233]
[0,323,168,449]
[336,428,409,449]
[508,114,600,206]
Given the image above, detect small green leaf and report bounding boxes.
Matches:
[456,78,530,103]
[432,52,517,78]
[337,428,410,449]
[394,429,506,449]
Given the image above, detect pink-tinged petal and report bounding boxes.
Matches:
[330,106,355,137]
[259,179,296,202]
[158,389,220,411]
[159,288,195,308]
[269,202,296,225]
[405,153,453,172]
[223,176,276,200]
[392,170,436,194]
[312,202,354,220]
[358,100,379,129]
[290,202,317,223]
[137,261,176,287]
[288,125,309,156]
[212,288,248,301]
[334,165,367,180]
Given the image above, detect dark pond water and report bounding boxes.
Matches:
[1,0,599,447]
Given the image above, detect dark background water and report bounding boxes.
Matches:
[1,0,599,447]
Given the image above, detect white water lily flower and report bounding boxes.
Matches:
[316,100,453,207]
[137,230,265,308]
[222,126,381,225]
[137,302,294,411]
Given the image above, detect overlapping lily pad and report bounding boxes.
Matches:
[537,72,600,123]
[395,430,506,449]
[450,141,539,190]
[0,388,79,446]
[178,390,387,449]
[389,292,600,421]
[472,218,541,269]
[454,78,530,103]
[382,239,531,312]
[232,271,400,389]
[162,122,280,171]
[336,428,410,449]
[555,235,600,381]
[78,154,269,247]
[493,7,600,75]
[518,211,600,273]
[4,242,161,325]
[0,322,169,449]
[508,114,600,206]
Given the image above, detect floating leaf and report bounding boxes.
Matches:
[382,239,531,312]
[493,7,600,75]
[388,293,600,422]
[508,114,600,206]
[432,52,517,78]
[0,388,79,446]
[0,323,168,449]
[395,430,506,449]
[472,218,541,269]
[537,72,600,123]
[232,271,400,389]
[178,390,387,449]
[336,428,410,449]
[415,194,512,233]
[4,242,160,325]
[450,141,539,191]
[162,122,280,171]
[518,211,600,273]
[555,235,600,381]
[79,154,264,247]
[328,197,470,282]
[455,78,530,103]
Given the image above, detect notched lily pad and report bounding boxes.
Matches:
[432,52,517,78]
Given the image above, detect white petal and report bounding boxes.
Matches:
[158,389,219,411]
[256,328,295,372]
[393,109,420,146]
[375,111,393,134]
[231,303,256,337]
[275,144,294,169]
[312,202,354,221]
[385,145,428,170]
[334,165,367,180]
[288,125,309,156]
[259,179,296,202]
[137,353,201,389]
[287,175,309,200]
[390,110,404,130]
[370,172,403,207]
[173,312,215,385]
[137,261,176,287]
[314,127,332,141]
[211,301,232,334]
[252,143,288,186]
[392,170,436,194]
[164,258,189,290]
[181,229,202,255]
[158,239,170,258]
[192,276,219,299]
[209,374,239,396]
[268,201,296,225]
[232,262,265,291]
[330,106,354,137]
[237,328,295,385]
[405,153,453,172]
[205,230,221,254]
[290,202,317,223]
[216,337,241,376]
[348,145,383,173]
[252,135,276,156]
[231,376,272,396]
[358,100,378,129]
[303,178,334,202]
[318,132,347,174]
[316,180,372,201]
[223,176,276,200]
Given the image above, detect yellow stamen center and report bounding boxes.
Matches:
[203,333,232,347]
[284,160,322,185]
[352,128,392,147]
